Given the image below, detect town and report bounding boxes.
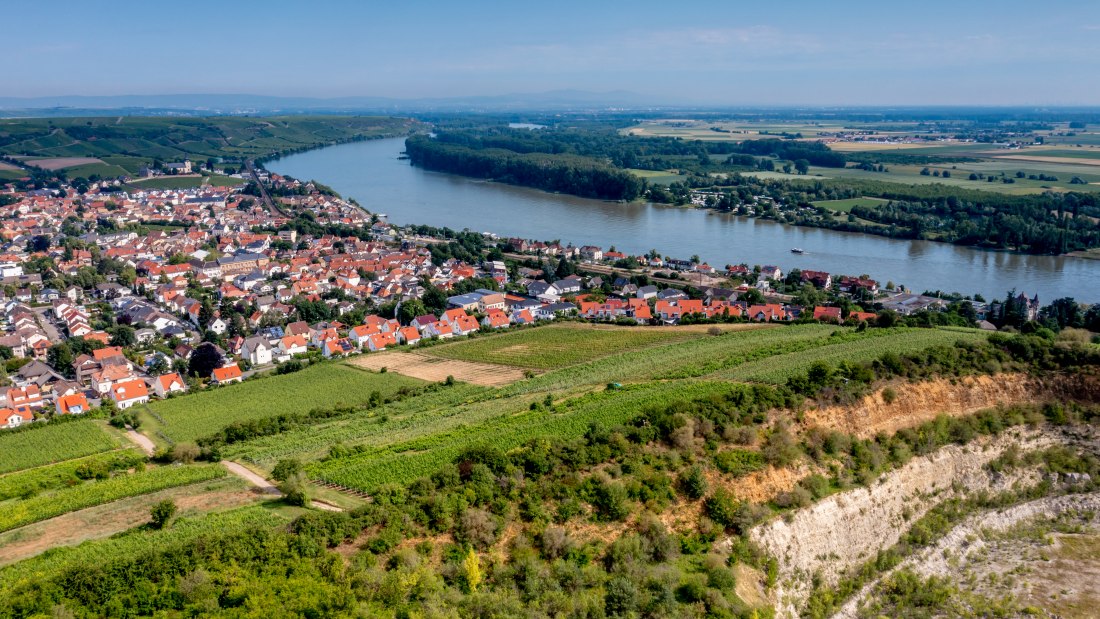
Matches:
[0,166,1091,430]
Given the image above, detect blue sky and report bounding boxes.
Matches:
[8,0,1100,104]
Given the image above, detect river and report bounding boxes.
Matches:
[267,138,1099,303]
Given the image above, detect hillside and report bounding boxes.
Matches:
[0,115,421,178]
[0,323,1097,617]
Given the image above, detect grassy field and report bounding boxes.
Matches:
[422,323,700,369]
[0,449,146,501]
[0,421,124,475]
[144,362,424,444]
[627,168,687,185]
[0,504,295,588]
[811,197,890,212]
[718,327,987,383]
[0,464,226,533]
[129,174,245,190]
[309,380,741,491]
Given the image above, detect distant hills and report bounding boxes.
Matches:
[0,91,670,117]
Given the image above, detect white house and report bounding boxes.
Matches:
[241,336,273,366]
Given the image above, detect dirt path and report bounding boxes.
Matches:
[350,352,528,386]
[221,460,280,495]
[0,482,256,566]
[125,426,157,456]
[221,461,344,511]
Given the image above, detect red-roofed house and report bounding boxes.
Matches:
[56,392,90,415]
[0,406,31,428]
[212,364,243,385]
[813,306,843,323]
[110,379,149,409]
[366,332,398,352]
[396,326,421,346]
[481,309,510,329]
[7,385,44,409]
[153,373,187,398]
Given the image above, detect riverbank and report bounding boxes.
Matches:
[265,138,1100,303]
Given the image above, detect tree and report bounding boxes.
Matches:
[1041,297,1083,330]
[188,343,223,378]
[279,471,310,506]
[397,299,427,325]
[794,159,810,175]
[147,355,169,376]
[554,256,575,280]
[272,459,303,482]
[150,499,177,529]
[421,281,448,316]
[109,325,136,348]
[463,548,482,593]
[740,288,764,305]
[47,343,75,377]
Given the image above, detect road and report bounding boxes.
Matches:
[244,160,289,217]
[31,307,64,343]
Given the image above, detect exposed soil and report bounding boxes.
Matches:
[350,352,529,386]
[801,373,1039,439]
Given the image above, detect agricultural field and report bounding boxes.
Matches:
[144,362,424,444]
[0,476,257,568]
[0,421,124,475]
[717,326,987,383]
[350,351,528,386]
[0,449,146,501]
[626,168,687,185]
[811,197,890,212]
[421,322,701,369]
[309,380,741,492]
[128,174,245,190]
[0,504,294,583]
[0,464,226,533]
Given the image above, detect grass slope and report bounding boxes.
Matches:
[0,422,122,475]
[146,363,425,444]
[422,323,699,369]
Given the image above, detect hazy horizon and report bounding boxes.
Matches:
[8,0,1100,106]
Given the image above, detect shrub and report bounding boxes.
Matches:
[678,466,708,499]
[715,449,766,476]
[279,471,311,506]
[271,458,303,482]
[881,387,897,404]
[605,576,638,616]
[458,508,499,550]
[149,499,177,529]
[762,425,800,467]
[170,443,200,464]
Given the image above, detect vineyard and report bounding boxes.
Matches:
[421,323,701,369]
[0,449,146,501]
[309,380,741,491]
[227,383,501,465]
[0,421,123,475]
[717,327,987,383]
[0,505,291,584]
[496,323,839,393]
[147,363,425,443]
[0,464,226,533]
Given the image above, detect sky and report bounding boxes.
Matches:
[7,0,1100,106]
